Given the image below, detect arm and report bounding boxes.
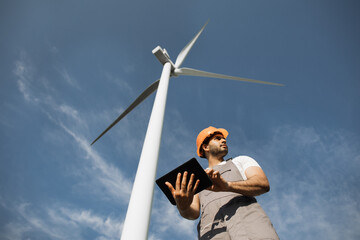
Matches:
[205,166,270,197]
[165,171,200,220]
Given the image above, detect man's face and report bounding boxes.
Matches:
[204,133,228,158]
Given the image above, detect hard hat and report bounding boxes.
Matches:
[196,126,228,158]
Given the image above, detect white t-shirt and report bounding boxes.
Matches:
[216,156,261,180]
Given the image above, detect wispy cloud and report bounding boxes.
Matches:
[13,51,38,103]
[104,71,134,95]
[58,207,122,239]
[1,202,123,240]
[58,121,132,201]
[150,196,198,240]
[253,125,360,240]
[12,51,133,203]
[6,50,135,239]
[59,68,80,89]
[57,103,81,121]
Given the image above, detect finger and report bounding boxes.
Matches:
[181,171,188,191]
[187,173,195,191]
[215,171,224,182]
[206,169,213,178]
[176,173,181,190]
[165,181,175,194]
[192,179,200,193]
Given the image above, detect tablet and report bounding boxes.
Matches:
[156,158,213,205]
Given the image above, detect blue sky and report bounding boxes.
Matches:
[1,0,359,239]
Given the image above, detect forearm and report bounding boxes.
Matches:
[227,177,270,196]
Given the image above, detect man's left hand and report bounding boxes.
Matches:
[205,168,230,192]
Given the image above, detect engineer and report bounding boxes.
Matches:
[165,126,279,239]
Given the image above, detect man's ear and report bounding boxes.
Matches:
[202,143,209,154]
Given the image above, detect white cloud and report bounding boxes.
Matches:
[13,51,39,103]
[58,121,133,202]
[58,104,82,123]
[150,196,198,240]
[254,125,360,240]
[59,207,122,239]
[12,51,133,203]
[1,202,123,240]
[1,222,32,240]
[104,71,133,95]
[59,68,80,89]
[16,203,65,239]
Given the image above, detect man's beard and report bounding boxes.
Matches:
[210,147,228,158]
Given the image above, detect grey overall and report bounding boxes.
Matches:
[197,159,279,240]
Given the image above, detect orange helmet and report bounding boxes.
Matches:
[196,126,228,158]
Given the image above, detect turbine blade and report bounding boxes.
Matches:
[91,79,160,145]
[174,68,284,86]
[174,20,209,68]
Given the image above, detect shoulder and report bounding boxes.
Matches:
[231,156,261,169]
[230,156,261,180]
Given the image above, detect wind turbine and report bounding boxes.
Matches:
[91,21,282,240]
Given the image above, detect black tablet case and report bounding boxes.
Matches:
[156,158,213,205]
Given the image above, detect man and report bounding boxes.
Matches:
[165,126,279,239]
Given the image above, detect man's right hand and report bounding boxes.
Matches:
[165,171,200,211]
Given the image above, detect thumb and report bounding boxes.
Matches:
[165,182,175,193]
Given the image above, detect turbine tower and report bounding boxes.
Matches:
[91,21,282,240]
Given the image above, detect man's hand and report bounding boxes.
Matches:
[165,171,200,211]
[205,168,230,192]
[206,167,271,196]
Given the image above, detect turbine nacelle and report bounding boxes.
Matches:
[152,46,175,71]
